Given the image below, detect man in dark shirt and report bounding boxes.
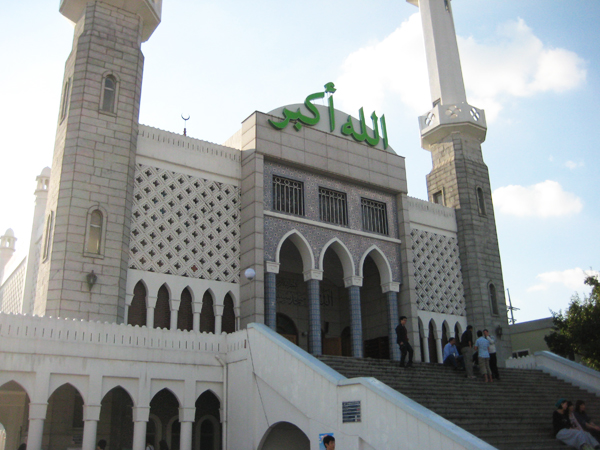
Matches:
[396,316,413,368]
[460,325,475,378]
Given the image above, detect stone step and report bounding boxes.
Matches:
[317,355,600,450]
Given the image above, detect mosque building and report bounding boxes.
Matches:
[0,0,511,449]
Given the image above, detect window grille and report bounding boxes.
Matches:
[361,198,388,235]
[273,175,304,216]
[319,187,348,226]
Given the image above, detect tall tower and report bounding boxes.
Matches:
[35,0,162,321]
[409,0,511,358]
[0,229,17,283]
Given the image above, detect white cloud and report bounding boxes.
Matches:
[335,15,586,122]
[565,160,584,170]
[493,180,582,217]
[527,268,600,293]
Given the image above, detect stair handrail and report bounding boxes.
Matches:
[506,351,600,396]
[248,323,498,450]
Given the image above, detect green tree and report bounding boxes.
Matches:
[545,275,600,370]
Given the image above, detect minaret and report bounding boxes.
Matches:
[35,0,162,321]
[409,0,511,359]
[0,229,17,283]
[20,168,51,315]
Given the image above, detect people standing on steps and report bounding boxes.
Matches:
[460,325,475,379]
[396,316,413,368]
[484,329,500,380]
[474,330,492,382]
[553,398,600,450]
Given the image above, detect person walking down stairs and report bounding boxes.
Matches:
[396,316,413,368]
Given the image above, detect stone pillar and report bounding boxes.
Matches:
[264,262,279,331]
[383,283,401,361]
[422,335,430,363]
[304,269,323,355]
[345,276,363,358]
[132,407,149,450]
[146,295,157,328]
[170,298,180,330]
[27,403,47,450]
[436,336,443,364]
[124,293,133,324]
[179,408,195,450]
[214,304,224,335]
[82,404,101,450]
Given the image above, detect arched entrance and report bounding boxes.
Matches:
[320,245,350,356]
[150,389,180,450]
[258,422,309,450]
[100,387,134,450]
[275,238,310,351]
[43,384,84,450]
[0,381,29,450]
[194,391,220,450]
[428,320,438,363]
[361,255,388,359]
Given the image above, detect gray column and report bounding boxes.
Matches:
[385,290,401,361]
[307,278,322,355]
[348,285,363,358]
[264,271,277,330]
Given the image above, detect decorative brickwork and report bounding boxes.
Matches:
[410,228,465,316]
[129,164,241,283]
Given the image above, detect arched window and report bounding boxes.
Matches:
[221,294,236,333]
[128,281,147,326]
[178,288,193,331]
[87,210,103,254]
[489,282,499,316]
[476,187,486,216]
[154,285,171,329]
[100,75,117,113]
[200,419,215,450]
[200,293,215,333]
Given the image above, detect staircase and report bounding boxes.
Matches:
[318,356,600,450]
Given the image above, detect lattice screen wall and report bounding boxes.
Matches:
[0,258,26,313]
[411,228,465,315]
[129,164,240,283]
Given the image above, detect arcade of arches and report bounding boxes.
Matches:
[0,382,221,450]
[265,236,400,360]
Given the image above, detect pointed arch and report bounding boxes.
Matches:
[200,290,215,333]
[222,293,236,333]
[318,238,355,279]
[359,245,393,286]
[0,380,31,405]
[150,387,182,409]
[128,280,147,326]
[154,284,171,329]
[47,381,85,403]
[275,230,315,273]
[178,287,194,331]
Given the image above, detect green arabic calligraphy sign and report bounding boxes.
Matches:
[268,82,389,150]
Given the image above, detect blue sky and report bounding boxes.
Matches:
[1,0,598,322]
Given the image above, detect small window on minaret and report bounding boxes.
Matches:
[100,75,117,113]
[60,78,71,122]
[42,212,54,261]
[87,210,103,254]
[476,187,486,215]
[432,190,444,205]
[489,283,499,316]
